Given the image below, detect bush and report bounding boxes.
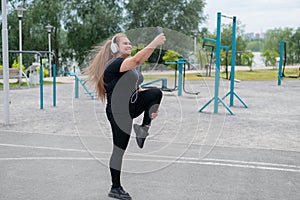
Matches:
[262,50,279,67]
[36,66,49,77]
[241,51,254,71]
[11,57,26,72]
[162,50,182,70]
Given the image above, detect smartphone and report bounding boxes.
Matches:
[157,26,163,34]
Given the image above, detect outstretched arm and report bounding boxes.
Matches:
[120,34,166,72]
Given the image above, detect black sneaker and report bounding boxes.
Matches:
[133,124,149,149]
[108,186,132,200]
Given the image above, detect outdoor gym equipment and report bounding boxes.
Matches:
[6,50,57,109]
[141,58,200,96]
[198,12,248,115]
[140,64,177,92]
[278,40,300,86]
[200,38,215,77]
[165,58,200,96]
[182,60,200,95]
[60,69,96,100]
[199,38,230,79]
[141,78,171,91]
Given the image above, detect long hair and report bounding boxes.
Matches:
[84,33,127,102]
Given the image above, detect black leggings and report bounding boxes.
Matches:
[106,88,163,188]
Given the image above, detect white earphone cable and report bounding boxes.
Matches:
[130,69,139,103]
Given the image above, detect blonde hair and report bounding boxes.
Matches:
[84,33,127,102]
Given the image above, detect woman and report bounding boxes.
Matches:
[85,32,166,199]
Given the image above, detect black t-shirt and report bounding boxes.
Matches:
[104,58,143,113]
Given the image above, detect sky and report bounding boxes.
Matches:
[204,0,300,33]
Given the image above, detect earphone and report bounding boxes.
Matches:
[111,35,119,53]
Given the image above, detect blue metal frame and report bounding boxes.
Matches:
[39,60,44,109]
[165,58,186,96]
[141,78,168,89]
[278,40,285,86]
[6,50,56,109]
[198,12,235,115]
[222,16,248,109]
[60,70,96,100]
[52,64,56,107]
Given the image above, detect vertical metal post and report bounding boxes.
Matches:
[193,33,197,55]
[222,16,247,109]
[278,40,284,86]
[53,64,56,106]
[18,18,23,86]
[2,0,10,125]
[214,12,222,113]
[75,76,79,98]
[178,58,184,96]
[45,24,53,77]
[15,5,25,86]
[40,57,44,109]
[48,32,52,77]
[230,16,237,106]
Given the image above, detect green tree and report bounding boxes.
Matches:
[1,0,64,71]
[27,0,64,69]
[262,27,299,65]
[246,39,263,52]
[290,27,300,64]
[125,0,206,36]
[262,50,279,67]
[63,0,123,66]
[241,51,254,71]
[220,23,247,52]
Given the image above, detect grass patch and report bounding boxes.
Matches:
[229,68,299,80]
[228,69,278,80]
[144,68,300,81]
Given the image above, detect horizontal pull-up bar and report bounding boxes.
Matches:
[221,14,234,19]
[4,50,57,109]
[8,50,56,58]
[8,50,41,57]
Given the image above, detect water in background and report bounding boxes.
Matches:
[252,52,265,67]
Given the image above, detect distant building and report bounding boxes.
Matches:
[245,32,255,40]
[244,32,265,40]
[255,33,260,39]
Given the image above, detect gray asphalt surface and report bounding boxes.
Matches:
[0,77,299,200]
